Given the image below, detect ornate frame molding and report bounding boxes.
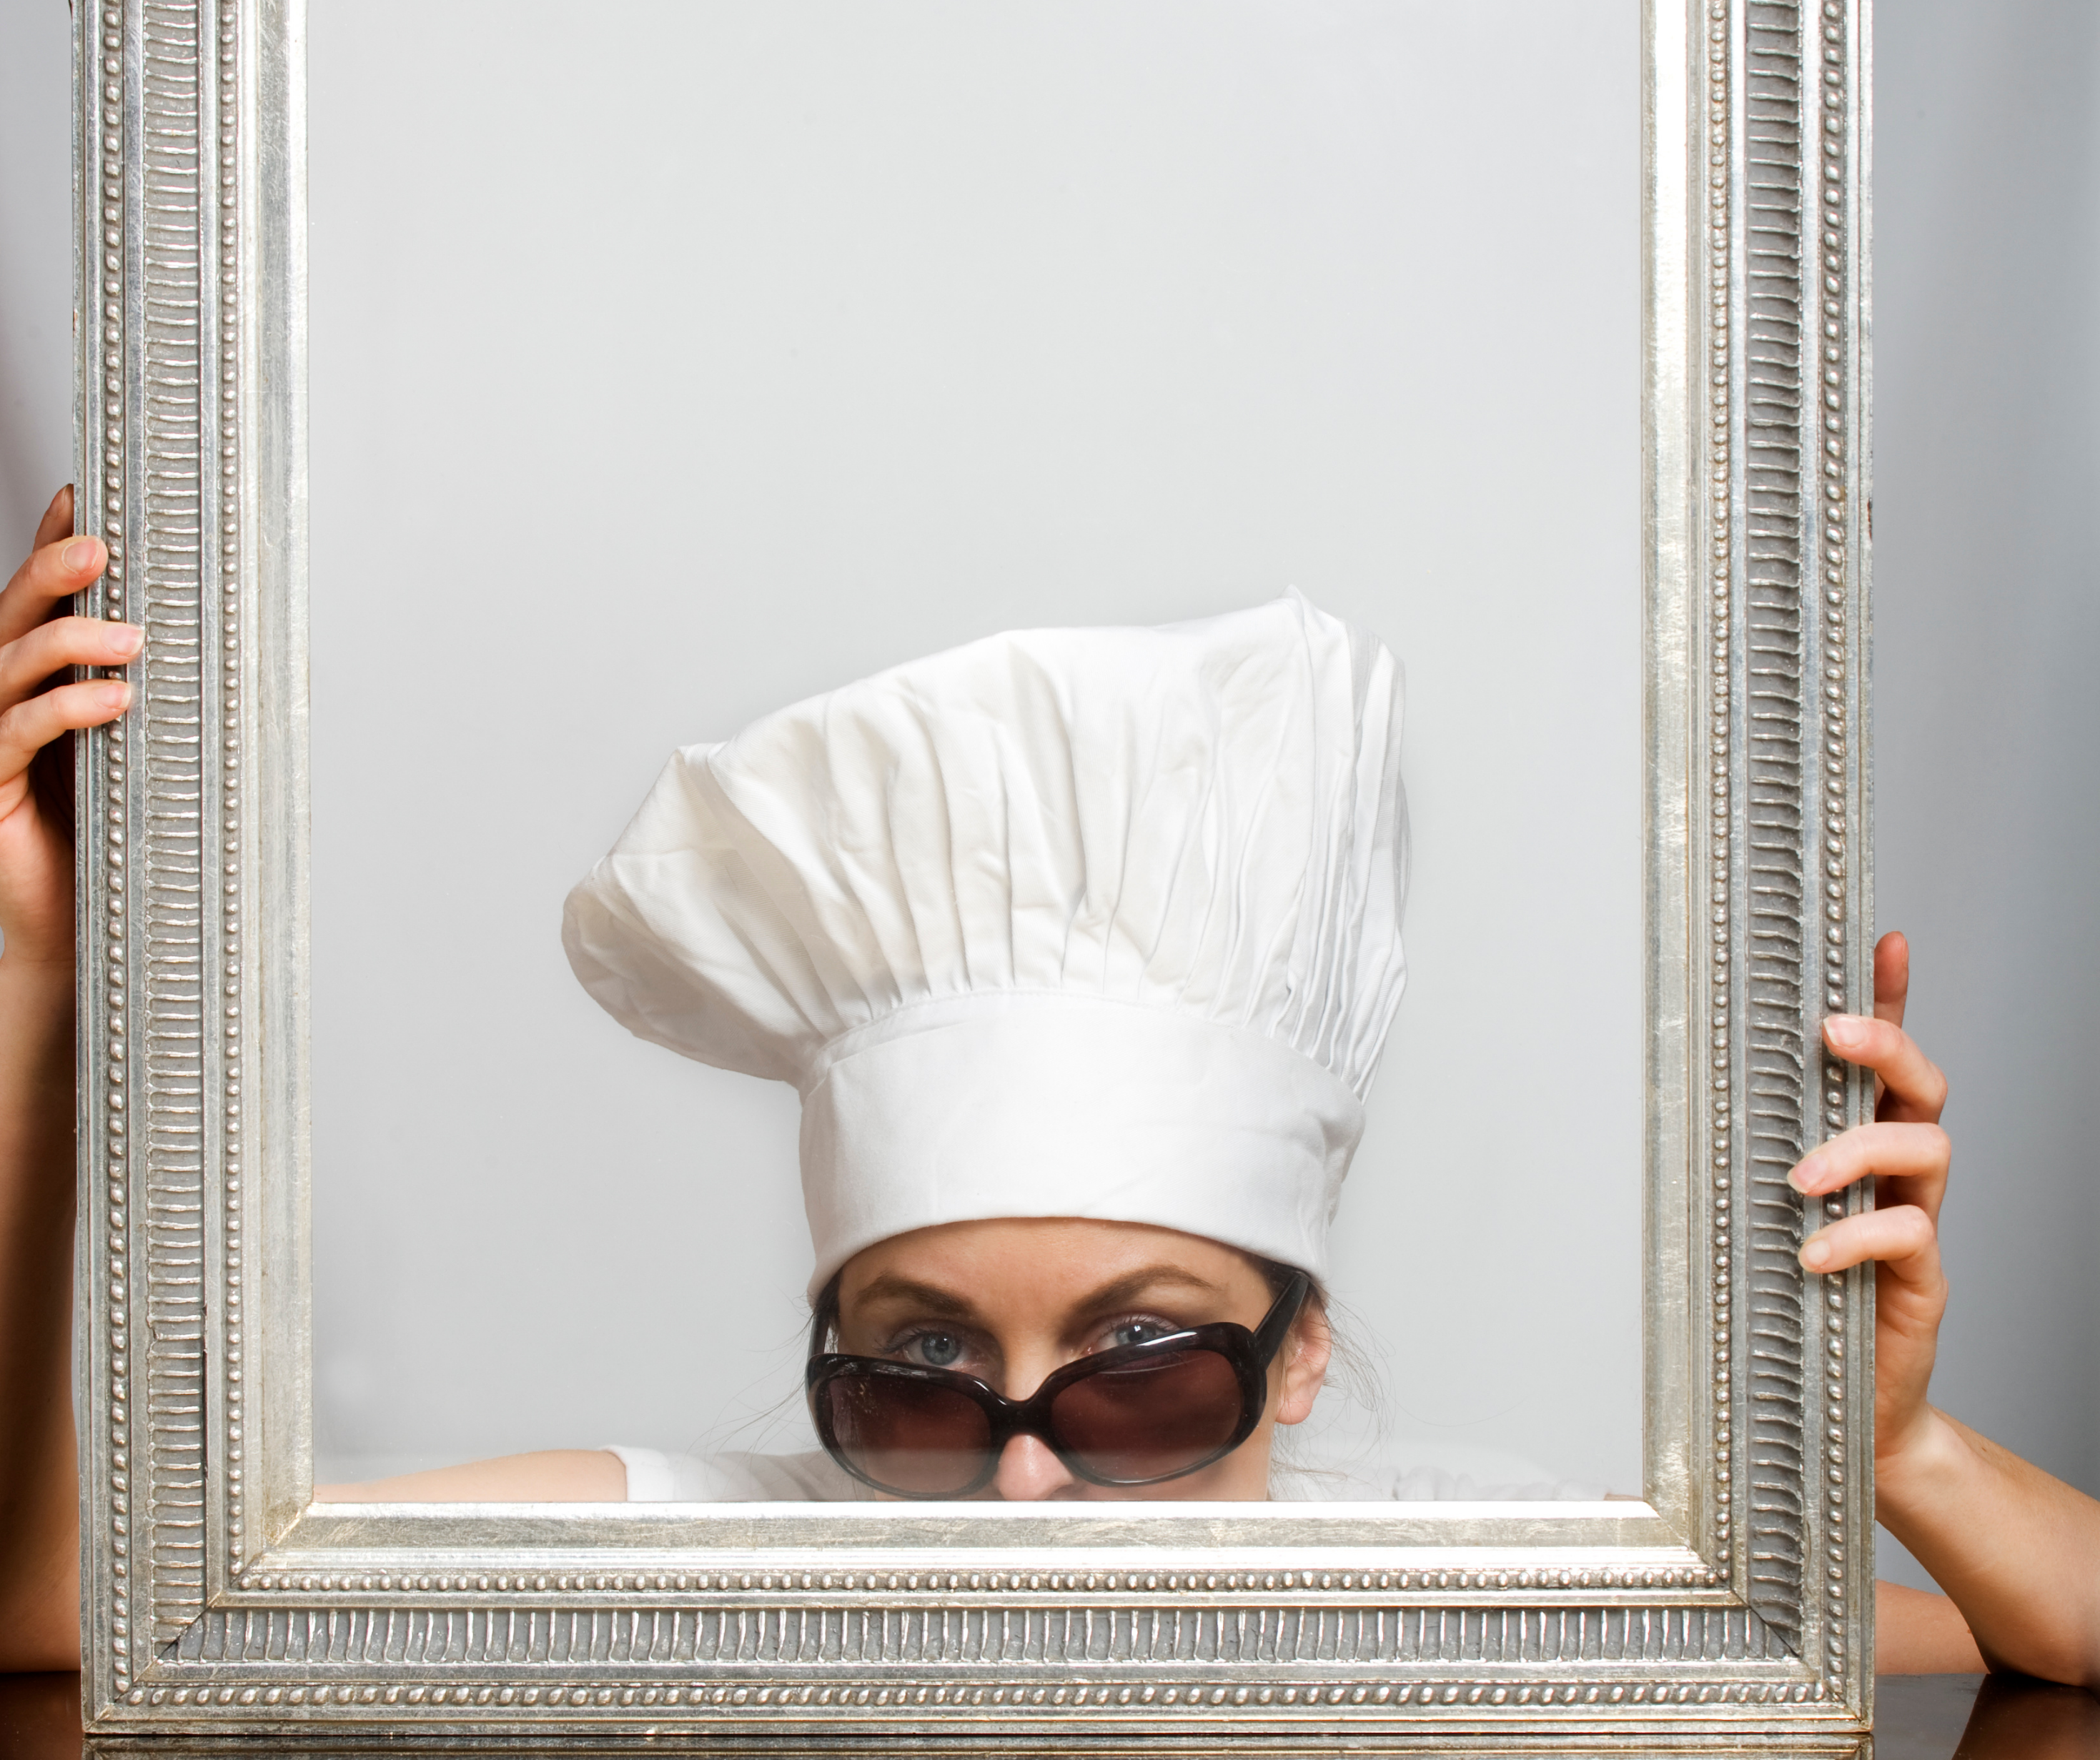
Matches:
[73,0,1874,1745]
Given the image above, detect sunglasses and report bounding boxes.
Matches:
[806,1270,1312,1498]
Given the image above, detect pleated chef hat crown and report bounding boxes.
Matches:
[563,593,1408,1297]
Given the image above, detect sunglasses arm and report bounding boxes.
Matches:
[1251,1269,1313,1365]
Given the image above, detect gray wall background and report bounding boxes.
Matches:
[1,0,2091,1586]
[290,0,1648,1500]
[1863,2,2100,1588]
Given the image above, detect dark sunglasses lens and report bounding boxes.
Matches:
[1049,1348,1244,1484]
[821,1373,994,1496]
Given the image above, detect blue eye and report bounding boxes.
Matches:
[1109,1317,1177,1350]
[906,1331,965,1368]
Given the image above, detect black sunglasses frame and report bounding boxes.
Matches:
[806,1269,1312,1499]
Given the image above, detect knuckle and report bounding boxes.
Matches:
[1,618,53,665]
[21,547,80,601]
[24,544,65,588]
[4,682,71,735]
[41,615,96,657]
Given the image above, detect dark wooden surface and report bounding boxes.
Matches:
[4,1669,2096,1754]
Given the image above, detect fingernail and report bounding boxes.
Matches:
[101,680,133,710]
[1825,1015,1866,1051]
[63,537,104,572]
[112,623,144,656]
[1788,1153,1827,1193]
[1800,1237,1831,1270]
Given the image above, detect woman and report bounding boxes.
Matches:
[559,582,1403,1504]
[1,488,2093,1681]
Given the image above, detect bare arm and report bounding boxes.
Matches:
[1878,1412,2100,1686]
[316,1450,627,1503]
[1876,1581,1986,1676]
[0,950,81,1670]
[1803,933,2100,1686]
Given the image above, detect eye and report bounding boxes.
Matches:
[1106,1316,1179,1351]
[900,1331,966,1369]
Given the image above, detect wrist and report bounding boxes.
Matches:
[1875,1404,1968,1521]
[0,945,76,988]
[0,953,75,1030]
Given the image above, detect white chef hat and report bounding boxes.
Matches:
[563,592,1407,1298]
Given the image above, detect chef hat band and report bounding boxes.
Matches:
[563,593,1407,1299]
[798,992,1363,1297]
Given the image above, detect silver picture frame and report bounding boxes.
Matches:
[70,0,1876,1745]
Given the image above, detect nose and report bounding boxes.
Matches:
[991,1433,1081,1501]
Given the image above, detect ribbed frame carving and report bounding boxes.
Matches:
[80,0,240,1688]
[138,0,213,1654]
[1738,0,1813,1649]
[174,1598,1798,1672]
[1718,0,1871,1701]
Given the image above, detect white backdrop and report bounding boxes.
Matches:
[297,0,1645,1493]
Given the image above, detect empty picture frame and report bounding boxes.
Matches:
[69,0,1876,1745]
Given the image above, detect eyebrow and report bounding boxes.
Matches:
[1074,1264,1230,1314]
[847,1263,1230,1326]
[848,1274,980,1321]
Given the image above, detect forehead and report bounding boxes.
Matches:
[837,1217,1257,1315]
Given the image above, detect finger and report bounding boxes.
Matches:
[31,485,75,554]
[1873,931,1909,1030]
[0,617,144,708]
[1787,1120,1951,1220]
[1822,1013,1946,1123]
[0,531,109,650]
[0,678,132,785]
[1799,1203,1940,1284]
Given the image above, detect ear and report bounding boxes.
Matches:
[1274,1301,1332,1426]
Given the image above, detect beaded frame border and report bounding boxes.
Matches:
[74,0,1873,1745]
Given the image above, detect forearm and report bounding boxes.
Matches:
[314,1449,630,1503]
[1875,1580,1985,1674]
[1878,1406,2100,1689]
[0,955,80,1671]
